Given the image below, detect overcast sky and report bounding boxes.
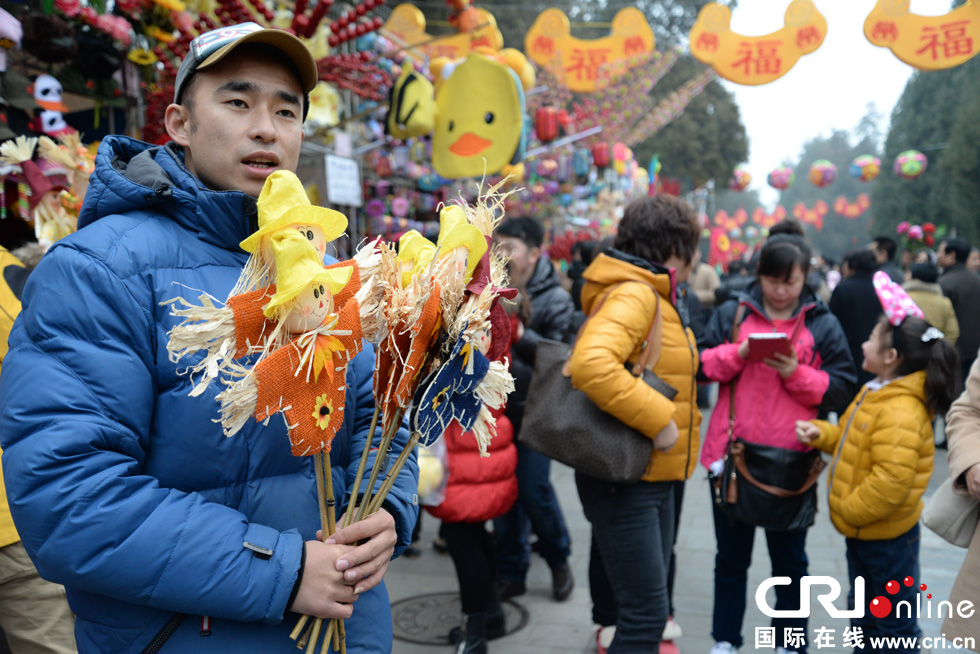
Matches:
[719,1,948,207]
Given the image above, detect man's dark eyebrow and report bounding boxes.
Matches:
[215,80,256,95]
[214,80,301,108]
[276,90,302,107]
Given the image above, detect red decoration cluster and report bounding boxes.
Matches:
[317,53,391,101]
[142,83,176,145]
[327,0,385,47]
[548,229,601,265]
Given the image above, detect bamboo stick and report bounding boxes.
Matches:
[304,617,322,654]
[342,405,380,528]
[319,619,336,654]
[354,408,403,523]
[290,615,311,640]
[296,620,312,649]
[368,432,421,515]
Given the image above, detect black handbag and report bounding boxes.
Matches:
[520,283,677,484]
[710,305,826,531]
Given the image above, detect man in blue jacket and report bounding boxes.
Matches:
[0,23,418,653]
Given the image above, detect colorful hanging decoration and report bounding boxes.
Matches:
[894,149,928,179]
[834,194,871,219]
[752,205,787,228]
[713,208,748,232]
[864,0,980,71]
[708,227,747,271]
[850,154,881,182]
[534,106,561,144]
[624,69,714,145]
[793,200,829,230]
[730,166,751,191]
[524,8,655,93]
[689,0,827,86]
[808,159,837,188]
[767,166,795,190]
[383,3,503,60]
[897,220,942,248]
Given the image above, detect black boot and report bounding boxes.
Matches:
[455,612,488,654]
[486,589,506,640]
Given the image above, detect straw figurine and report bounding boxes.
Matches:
[357,185,518,520]
[37,132,95,207]
[164,172,388,395]
[215,230,362,452]
[0,135,76,249]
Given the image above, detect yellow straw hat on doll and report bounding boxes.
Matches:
[263,231,352,320]
[396,230,437,287]
[436,205,486,283]
[395,206,487,287]
[241,170,348,254]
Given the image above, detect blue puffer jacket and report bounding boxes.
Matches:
[0,136,418,653]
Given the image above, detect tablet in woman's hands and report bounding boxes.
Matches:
[747,333,791,362]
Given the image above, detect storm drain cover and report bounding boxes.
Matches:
[391,592,529,645]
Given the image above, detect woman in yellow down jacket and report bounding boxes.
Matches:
[797,273,960,649]
[569,195,701,653]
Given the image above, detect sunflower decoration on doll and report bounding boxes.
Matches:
[216,229,363,454]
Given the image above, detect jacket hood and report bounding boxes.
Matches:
[526,254,563,296]
[79,136,258,252]
[580,250,673,312]
[904,279,943,295]
[870,370,928,406]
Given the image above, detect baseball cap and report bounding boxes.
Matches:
[174,23,318,105]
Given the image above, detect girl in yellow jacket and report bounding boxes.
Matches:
[796,272,959,650]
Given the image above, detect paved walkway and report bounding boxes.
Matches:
[386,406,971,654]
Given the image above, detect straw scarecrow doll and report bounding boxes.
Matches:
[216,229,362,454]
[166,171,361,395]
[0,135,75,249]
[37,132,95,215]
[352,188,518,526]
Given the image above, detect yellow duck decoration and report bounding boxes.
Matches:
[524,7,655,93]
[387,50,533,180]
[689,0,827,85]
[864,0,980,71]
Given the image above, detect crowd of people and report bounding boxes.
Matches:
[0,20,977,654]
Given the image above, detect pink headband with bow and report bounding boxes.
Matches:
[873,271,924,326]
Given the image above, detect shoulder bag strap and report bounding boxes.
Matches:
[727,304,747,443]
[564,281,662,379]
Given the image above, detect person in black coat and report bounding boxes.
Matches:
[493,217,575,603]
[829,248,882,387]
[939,237,980,383]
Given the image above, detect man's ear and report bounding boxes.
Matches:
[528,246,541,265]
[165,103,191,146]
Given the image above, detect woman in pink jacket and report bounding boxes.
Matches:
[699,235,857,654]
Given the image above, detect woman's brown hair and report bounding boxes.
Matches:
[613,196,699,266]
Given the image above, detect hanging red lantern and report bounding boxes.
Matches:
[592,143,610,169]
[535,106,560,144]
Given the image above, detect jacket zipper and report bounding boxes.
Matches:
[827,388,868,497]
[685,329,696,477]
[141,614,187,654]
